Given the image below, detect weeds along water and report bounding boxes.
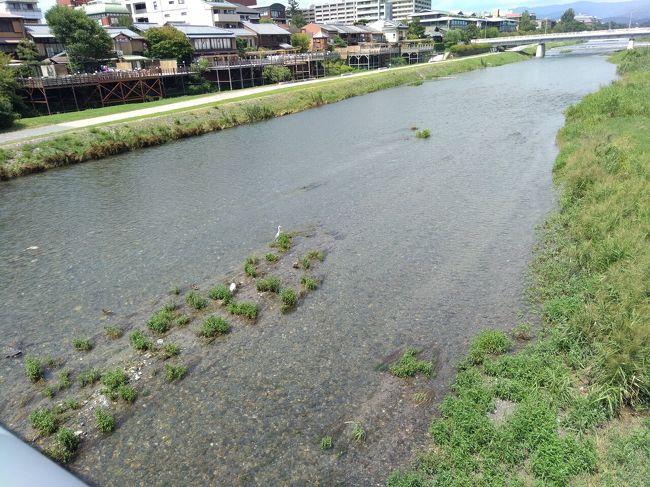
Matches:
[0,53,527,180]
[6,229,331,467]
[387,47,650,487]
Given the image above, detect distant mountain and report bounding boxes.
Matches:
[513,1,650,23]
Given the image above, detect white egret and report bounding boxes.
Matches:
[229,282,237,293]
[275,225,282,240]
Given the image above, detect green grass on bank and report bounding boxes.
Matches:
[4,52,511,133]
[387,47,650,487]
[0,52,526,180]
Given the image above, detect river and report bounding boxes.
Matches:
[0,51,617,485]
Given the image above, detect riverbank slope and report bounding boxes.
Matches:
[0,52,528,180]
[388,47,650,486]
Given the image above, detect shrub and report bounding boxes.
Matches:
[130,330,154,351]
[227,300,258,320]
[300,255,311,269]
[165,363,187,382]
[169,286,181,295]
[275,233,292,251]
[52,427,79,463]
[468,330,512,364]
[512,322,533,340]
[147,309,174,334]
[197,315,231,338]
[78,368,101,387]
[265,253,278,262]
[117,384,137,404]
[29,408,57,435]
[57,369,71,390]
[175,314,190,327]
[161,301,177,313]
[257,276,282,293]
[185,291,208,310]
[449,43,491,56]
[208,284,232,302]
[390,348,433,378]
[307,249,324,261]
[72,337,92,352]
[351,422,366,442]
[262,65,291,83]
[95,408,114,433]
[280,287,297,313]
[301,275,318,290]
[25,357,43,382]
[101,368,128,392]
[162,343,180,359]
[104,325,123,339]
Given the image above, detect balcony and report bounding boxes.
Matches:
[212,12,240,23]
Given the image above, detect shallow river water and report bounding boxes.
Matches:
[0,52,617,485]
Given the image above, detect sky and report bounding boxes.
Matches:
[36,0,633,21]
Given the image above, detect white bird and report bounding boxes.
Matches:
[229,282,237,293]
[275,225,282,240]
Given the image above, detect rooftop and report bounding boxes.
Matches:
[242,21,291,35]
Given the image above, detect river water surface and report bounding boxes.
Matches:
[0,53,617,485]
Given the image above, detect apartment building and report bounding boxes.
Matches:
[0,0,40,24]
[310,0,429,24]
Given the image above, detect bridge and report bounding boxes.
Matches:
[471,27,650,57]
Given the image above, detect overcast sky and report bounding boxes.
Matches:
[36,0,632,21]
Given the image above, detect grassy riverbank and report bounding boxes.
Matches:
[0,52,527,180]
[387,48,650,486]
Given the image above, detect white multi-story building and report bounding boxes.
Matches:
[123,0,258,27]
[310,0,429,24]
[0,0,41,23]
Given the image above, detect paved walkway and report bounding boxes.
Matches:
[0,54,488,146]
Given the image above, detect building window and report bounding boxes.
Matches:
[169,1,174,4]
[152,1,157,9]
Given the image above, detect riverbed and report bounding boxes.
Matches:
[0,52,617,485]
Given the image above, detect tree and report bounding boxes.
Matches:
[15,39,40,78]
[354,19,369,25]
[262,65,291,83]
[332,35,347,48]
[407,18,425,39]
[443,29,463,49]
[45,6,113,72]
[291,11,306,28]
[519,11,536,32]
[0,53,23,128]
[236,38,248,55]
[485,26,500,38]
[561,8,575,24]
[462,24,480,43]
[287,0,299,18]
[260,17,275,24]
[291,33,310,53]
[554,8,583,32]
[144,25,193,64]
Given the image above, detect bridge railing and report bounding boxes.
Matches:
[471,27,650,45]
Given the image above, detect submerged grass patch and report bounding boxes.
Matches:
[130,330,154,351]
[227,300,258,320]
[24,356,43,382]
[165,363,188,382]
[389,348,434,378]
[256,276,281,293]
[78,368,101,387]
[415,128,431,139]
[104,325,123,340]
[95,408,114,433]
[147,308,174,334]
[301,275,318,290]
[185,291,208,310]
[30,408,57,435]
[72,337,93,352]
[207,284,232,302]
[197,315,231,338]
[280,287,297,313]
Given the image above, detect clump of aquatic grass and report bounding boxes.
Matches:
[147,309,174,334]
[320,436,333,450]
[169,286,181,295]
[411,391,432,404]
[351,422,366,442]
[165,363,187,382]
[415,128,430,139]
[44,356,60,368]
[104,325,123,339]
[64,398,80,410]
[57,369,71,390]
[29,408,57,435]
[72,337,92,352]
[117,384,137,404]
[42,386,55,399]
[273,232,292,252]
[162,343,180,359]
[208,284,232,303]
[300,255,311,269]
[197,315,231,338]
[78,368,101,387]
[185,291,208,310]
[25,356,43,382]
[95,408,114,433]
[244,256,259,277]
[511,322,533,340]
[101,368,128,392]
[265,253,278,262]
[280,287,297,313]
[51,427,79,463]
[467,330,512,365]
[227,300,258,320]
[175,314,190,327]
[301,275,318,290]
[307,249,325,261]
[257,276,282,293]
[161,301,177,313]
[389,348,433,378]
[130,330,154,351]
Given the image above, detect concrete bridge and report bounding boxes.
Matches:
[471,27,650,57]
